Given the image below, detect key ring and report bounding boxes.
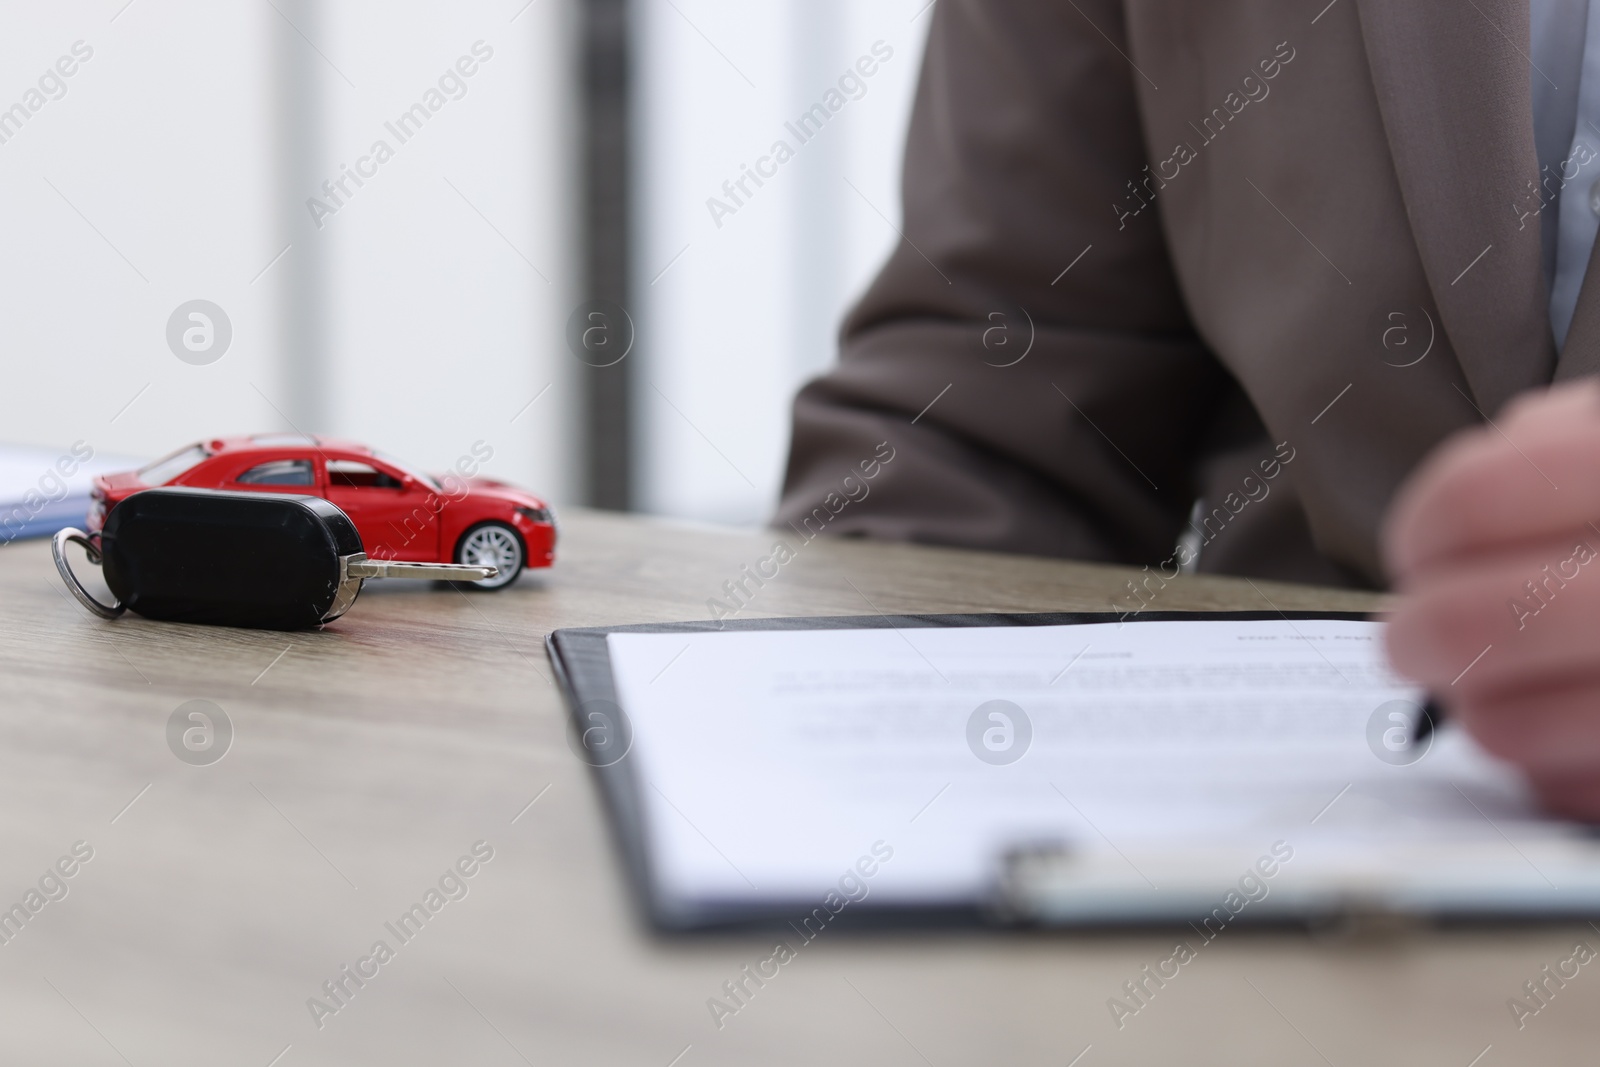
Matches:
[52,527,125,620]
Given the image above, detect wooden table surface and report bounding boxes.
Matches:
[0,510,1591,1066]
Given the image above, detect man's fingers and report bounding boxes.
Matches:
[1384,536,1600,694]
[1384,380,1600,582]
[1523,773,1600,823]
[1454,678,1600,777]
[1382,382,1600,823]
[1500,375,1600,431]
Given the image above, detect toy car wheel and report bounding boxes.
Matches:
[455,521,525,591]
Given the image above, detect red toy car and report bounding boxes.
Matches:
[88,435,554,590]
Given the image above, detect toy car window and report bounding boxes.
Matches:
[236,459,314,486]
[138,444,209,486]
[328,459,402,490]
[373,451,441,492]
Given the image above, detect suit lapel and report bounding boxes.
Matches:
[1356,0,1555,411]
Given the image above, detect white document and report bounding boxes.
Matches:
[606,619,1600,922]
[0,443,135,541]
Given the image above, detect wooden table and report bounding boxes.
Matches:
[0,510,1590,1066]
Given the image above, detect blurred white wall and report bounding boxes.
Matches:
[0,0,925,522]
[317,0,577,501]
[633,0,930,525]
[0,0,576,503]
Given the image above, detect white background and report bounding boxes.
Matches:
[634,0,929,524]
[0,0,574,500]
[0,0,928,525]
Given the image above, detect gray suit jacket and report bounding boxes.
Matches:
[777,0,1599,589]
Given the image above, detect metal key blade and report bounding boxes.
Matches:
[342,554,497,582]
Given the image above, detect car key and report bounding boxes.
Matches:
[52,487,496,630]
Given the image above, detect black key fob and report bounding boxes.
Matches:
[52,488,496,631]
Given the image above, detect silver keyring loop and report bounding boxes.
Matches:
[51,527,125,620]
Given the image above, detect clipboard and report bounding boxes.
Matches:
[547,611,1600,932]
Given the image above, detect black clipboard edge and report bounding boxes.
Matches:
[547,610,1377,933]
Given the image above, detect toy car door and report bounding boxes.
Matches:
[322,456,440,563]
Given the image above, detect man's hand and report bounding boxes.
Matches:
[1384,380,1600,819]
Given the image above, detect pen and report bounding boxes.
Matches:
[1412,697,1443,743]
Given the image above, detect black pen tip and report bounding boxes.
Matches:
[1414,698,1443,742]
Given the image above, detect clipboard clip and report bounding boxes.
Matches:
[995,843,1430,938]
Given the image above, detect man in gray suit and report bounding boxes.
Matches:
[778,0,1600,816]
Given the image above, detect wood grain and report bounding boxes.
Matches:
[0,511,1585,1066]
